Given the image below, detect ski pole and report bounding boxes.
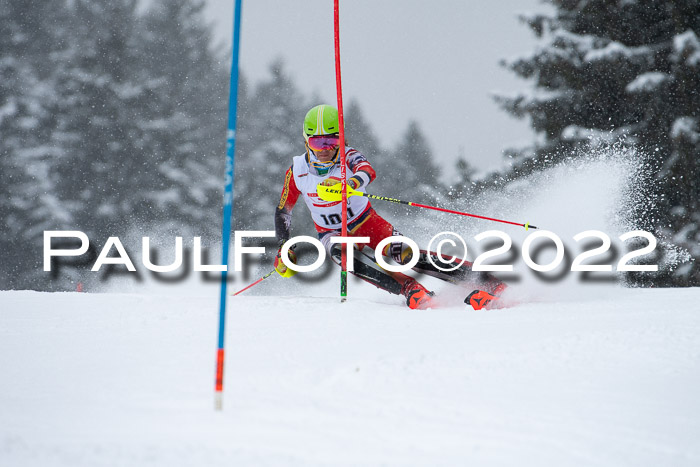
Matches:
[232,270,276,296]
[317,184,538,230]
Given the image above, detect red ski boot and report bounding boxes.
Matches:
[401,278,435,310]
[465,289,499,310]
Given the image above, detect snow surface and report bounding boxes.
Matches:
[1,287,699,467]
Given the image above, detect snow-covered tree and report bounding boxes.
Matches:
[48,0,227,239]
[0,1,78,289]
[233,59,311,232]
[390,121,441,204]
[344,99,396,207]
[445,156,477,201]
[345,99,383,170]
[0,1,442,289]
[496,0,700,286]
[1,0,229,289]
[137,0,228,237]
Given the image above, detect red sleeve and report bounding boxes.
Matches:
[277,166,301,212]
[275,166,302,244]
[346,149,377,184]
[354,163,377,184]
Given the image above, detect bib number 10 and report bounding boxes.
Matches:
[320,207,355,226]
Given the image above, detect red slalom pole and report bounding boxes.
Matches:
[334,0,348,302]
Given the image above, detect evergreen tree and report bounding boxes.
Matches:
[344,100,410,221]
[496,0,700,286]
[0,1,76,289]
[53,1,228,235]
[234,59,310,231]
[445,156,477,201]
[391,121,442,203]
[344,99,394,194]
[0,0,443,289]
[1,0,229,289]
[46,0,156,241]
[345,99,383,166]
[138,0,228,237]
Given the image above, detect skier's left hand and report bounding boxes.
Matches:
[274,246,297,278]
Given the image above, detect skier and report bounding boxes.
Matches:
[273,104,505,310]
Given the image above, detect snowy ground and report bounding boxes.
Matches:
[1,287,699,466]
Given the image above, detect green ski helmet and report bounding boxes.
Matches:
[303,105,342,174]
[303,104,339,140]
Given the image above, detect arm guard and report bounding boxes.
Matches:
[274,166,300,245]
[346,149,377,189]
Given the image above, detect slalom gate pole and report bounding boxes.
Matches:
[317,185,538,230]
[215,0,243,412]
[232,270,276,296]
[333,0,348,303]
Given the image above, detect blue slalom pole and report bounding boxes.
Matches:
[215,0,243,411]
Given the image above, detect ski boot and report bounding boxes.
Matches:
[401,278,435,310]
[465,289,499,310]
[465,281,508,310]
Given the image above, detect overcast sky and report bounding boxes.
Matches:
[203,0,550,174]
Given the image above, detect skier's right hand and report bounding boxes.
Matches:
[274,246,297,278]
[318,177,361,190]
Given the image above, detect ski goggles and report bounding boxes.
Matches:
[306,135,340,151]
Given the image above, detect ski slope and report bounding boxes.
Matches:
[1,287,699,466]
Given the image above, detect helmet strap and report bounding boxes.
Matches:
[305,144,339,175]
